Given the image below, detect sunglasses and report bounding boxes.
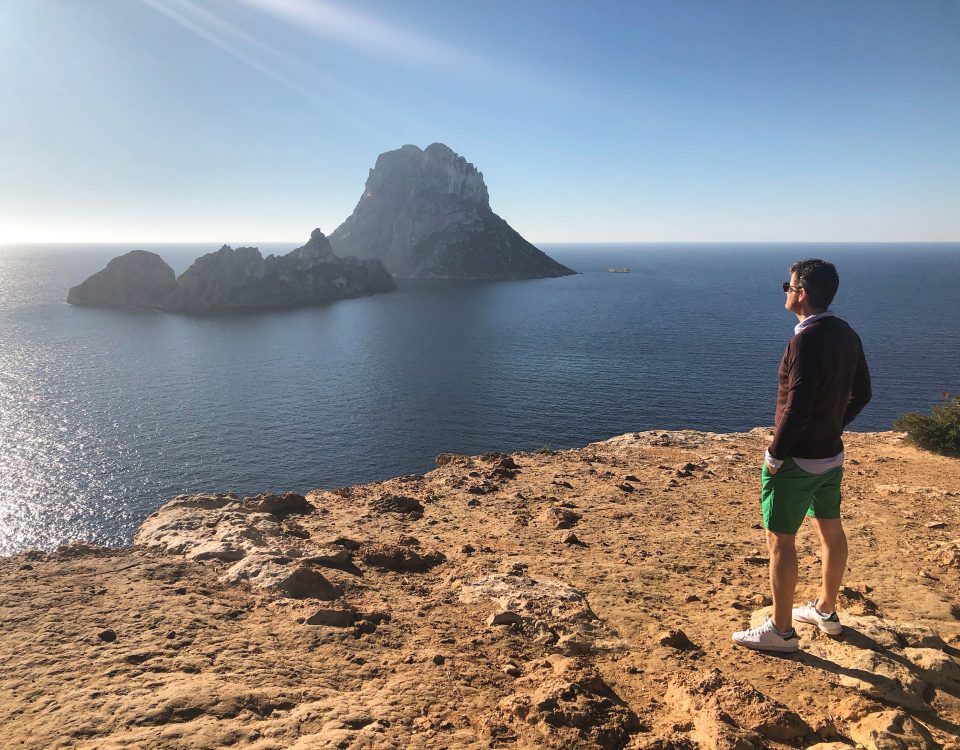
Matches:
[782,282,802,293]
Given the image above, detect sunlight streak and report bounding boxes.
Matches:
[235,0,464,65]
[141,0,389,136]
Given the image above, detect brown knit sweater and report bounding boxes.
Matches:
[768,315,872,461]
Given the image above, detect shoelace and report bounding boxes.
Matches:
[742,621,775,636]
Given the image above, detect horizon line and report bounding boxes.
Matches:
[2,238,959,247]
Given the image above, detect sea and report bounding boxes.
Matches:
[1,243,958,555]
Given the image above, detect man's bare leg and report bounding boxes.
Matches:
[767,529,798,632]
[809,517,847,613]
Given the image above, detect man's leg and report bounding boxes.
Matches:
[809,517,847,613]
[767,529,798,633]
[732,460,804,651]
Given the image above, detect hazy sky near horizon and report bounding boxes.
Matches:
[2,0,959,244]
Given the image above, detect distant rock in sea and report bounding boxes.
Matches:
[329,143,575,280]
[67,229,395,313]
[66,250,176,309]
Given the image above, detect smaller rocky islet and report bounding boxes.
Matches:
[66,228,394,313]
[66,249,178,309]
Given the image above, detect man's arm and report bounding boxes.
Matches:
[843,337,871,427]
[768,335,821,461]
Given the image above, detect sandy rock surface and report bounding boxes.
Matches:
[2,429,959,749]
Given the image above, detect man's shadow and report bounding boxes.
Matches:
[763,625,960,738]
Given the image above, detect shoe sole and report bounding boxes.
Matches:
[793,613,843,636]
[731,635,799,653]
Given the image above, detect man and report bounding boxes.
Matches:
[733,259,871,653]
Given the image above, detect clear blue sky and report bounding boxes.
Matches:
[2,0,958,243]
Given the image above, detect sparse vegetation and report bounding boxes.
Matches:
[533,446,558,456]
[894,393,960,456]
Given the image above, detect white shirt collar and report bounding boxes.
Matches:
[794,309,835,335]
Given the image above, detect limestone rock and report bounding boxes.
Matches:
[843,615,945,650]
[805,635,929,711]
[666,668,811,745]
[67,250,176,309]
[560,531,585,546]
[369,494,424,517]
[301,546,354,571]
[489,611,524,627]
[360,543,446,572]
[305,608,355,627]
[221,555,341,599]
[658,629,699,651]
[903,647,960,690]
[329,143,575,280]
[240,492,313,518]
[498,659,641,749]
[847,710,934,750]
[549,507,582,529]
[460,574,622,652]
[135,493,295,563]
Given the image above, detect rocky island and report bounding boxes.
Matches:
[66,249,178,308]
[330,143,576,280]
[2,429,958,749]
[66,229,395,313]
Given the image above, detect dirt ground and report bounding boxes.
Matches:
[1,428,958,749]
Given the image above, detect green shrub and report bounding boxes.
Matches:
[533,446,557,456]
[893,393,960,456]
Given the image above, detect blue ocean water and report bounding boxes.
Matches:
[1,243,958,554]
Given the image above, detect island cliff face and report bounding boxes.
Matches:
[2,429,959,749]
[67,230,395,313]
[329,143,575,280]
[65,250,177,308]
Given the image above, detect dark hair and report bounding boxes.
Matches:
[790,258,839,310]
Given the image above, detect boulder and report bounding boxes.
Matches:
[847,710,935,750]
[903,647,960,690]
[240,492,313,518]
[222,556,341,599]
[329,143,575,280]
[666,669,811,746]
[67,250,176,309]
[498,659,641,749]
[460,573,622,652]
[134,493,291,562]
[305,608,355,627]
[658,629,699,651]
[361,543,446,572]
[549,507,582,529]
[369,494,424,517]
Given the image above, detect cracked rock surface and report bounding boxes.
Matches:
[2,429,959,749]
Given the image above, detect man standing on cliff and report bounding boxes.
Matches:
[733,259,871,653]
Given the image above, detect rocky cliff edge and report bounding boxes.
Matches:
[2,429,959,749]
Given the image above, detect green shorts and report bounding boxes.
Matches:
[761,457,843,535]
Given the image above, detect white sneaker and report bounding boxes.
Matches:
[732,617,799,653]
[793,601,842,635]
